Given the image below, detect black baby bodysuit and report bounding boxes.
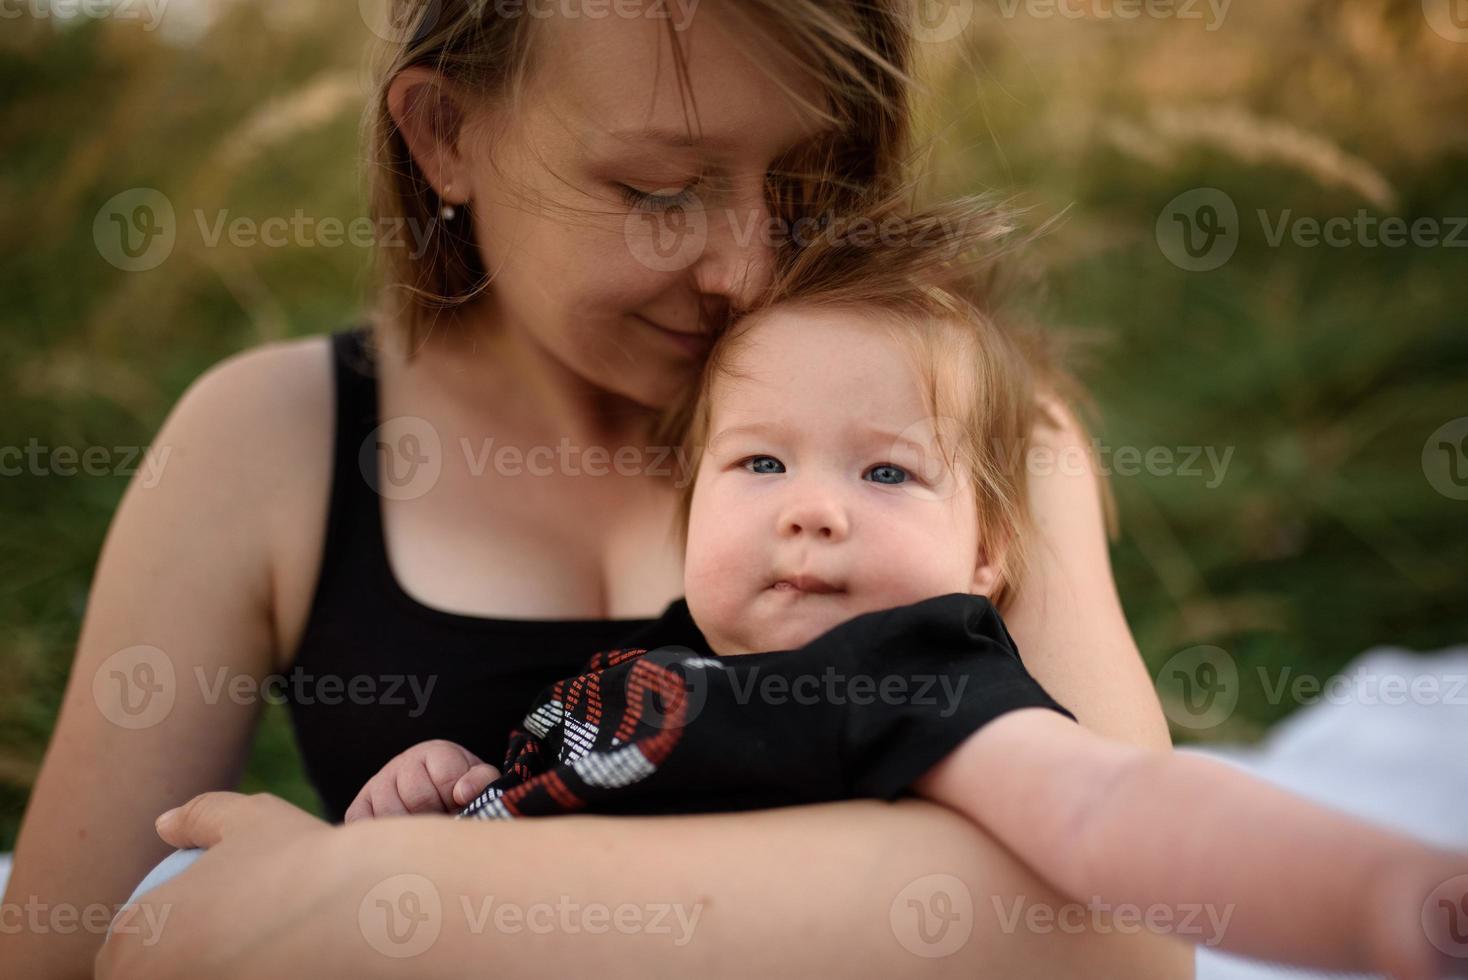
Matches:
[458,592,1075,819]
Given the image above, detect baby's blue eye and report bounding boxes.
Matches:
[742,455,785,474]
[866,463,907,485]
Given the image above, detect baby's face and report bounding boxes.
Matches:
[684,306,998,656]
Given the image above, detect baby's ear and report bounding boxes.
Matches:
[969,538,1007,598]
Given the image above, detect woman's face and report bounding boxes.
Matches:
[455,9,833,410]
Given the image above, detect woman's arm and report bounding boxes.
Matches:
[1004,398,1174,751]
[97,384,1195,980]
[0,340,332,980]
[915,708,1464,979]
[98,791,1195,980]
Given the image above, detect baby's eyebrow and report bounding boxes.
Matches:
[706,421,790,452]
[706,421,934,456]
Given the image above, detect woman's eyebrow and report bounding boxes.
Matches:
[605,124,841,155]
[608,126,718,149]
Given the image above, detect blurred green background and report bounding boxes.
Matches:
[2,0,1465,847]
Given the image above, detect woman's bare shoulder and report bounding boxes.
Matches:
[164,335,334,498]
[166,334,337,661]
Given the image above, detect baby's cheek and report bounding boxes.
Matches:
[866,529,972,602]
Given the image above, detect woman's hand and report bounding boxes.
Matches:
[344,740,501,822]
[94,792,341,980]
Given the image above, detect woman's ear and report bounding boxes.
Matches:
[387,66,473,205]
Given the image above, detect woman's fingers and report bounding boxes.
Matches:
[453,763,501,806]
[155,791,326,847]
[155,791,247,849]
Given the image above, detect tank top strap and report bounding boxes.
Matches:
[317,325,388,590]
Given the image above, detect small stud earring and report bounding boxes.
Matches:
[440,183,456,221]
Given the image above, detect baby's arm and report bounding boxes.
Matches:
[913,709,1465,980]
[344,740,501,822]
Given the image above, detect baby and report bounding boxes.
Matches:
[346,199,1466,978]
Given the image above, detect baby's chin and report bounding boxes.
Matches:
[708,595,856,656]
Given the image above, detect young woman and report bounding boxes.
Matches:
[5,2,1187,977]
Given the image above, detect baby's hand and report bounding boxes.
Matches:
[1367,847,1468,980]
[343,739,501,822]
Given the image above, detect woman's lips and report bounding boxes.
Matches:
[637,315,709,357]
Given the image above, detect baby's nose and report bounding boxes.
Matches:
[779,497,850,541]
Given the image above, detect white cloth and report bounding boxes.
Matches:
[1186,645,1468,980]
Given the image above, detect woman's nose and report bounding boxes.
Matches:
[692,182,777,312]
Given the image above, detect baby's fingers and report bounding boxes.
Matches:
[392,761,450,815]
[343,789,373,823]
[452,764,502,807]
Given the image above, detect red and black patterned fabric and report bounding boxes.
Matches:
[458,592,1076,820]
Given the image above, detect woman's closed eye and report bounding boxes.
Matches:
[617,183,699,213]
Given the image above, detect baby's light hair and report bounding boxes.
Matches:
[655,193,1087,610]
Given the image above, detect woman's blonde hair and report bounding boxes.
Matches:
[656,193,1087,610]
[362,0,921,352]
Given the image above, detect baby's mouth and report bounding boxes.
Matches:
[769,574,846,595]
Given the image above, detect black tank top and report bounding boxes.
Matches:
[284,327,694,822]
